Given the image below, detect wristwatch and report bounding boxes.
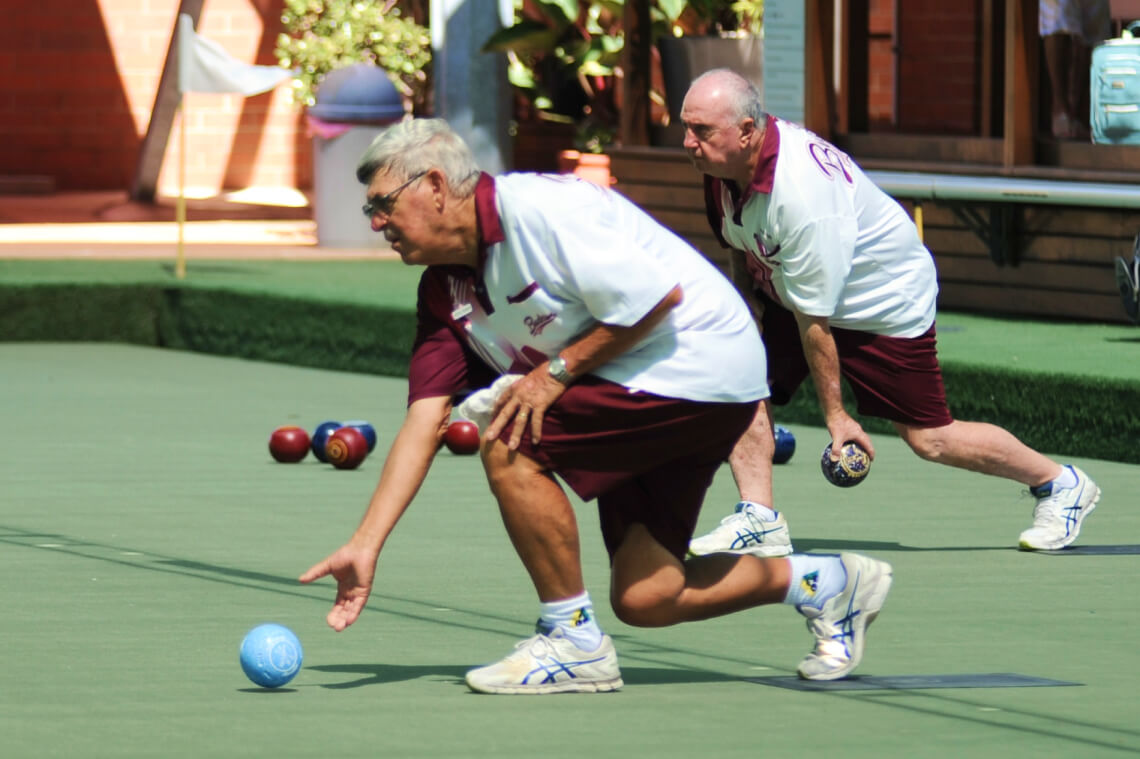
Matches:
[547,355,574,384]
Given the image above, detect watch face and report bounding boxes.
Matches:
[549,358,571,383]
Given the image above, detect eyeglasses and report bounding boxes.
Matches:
[362,171,426,218]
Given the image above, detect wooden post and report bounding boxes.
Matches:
[618,0,651,146]
[805,0,835,139]
[1004,0,1037,167]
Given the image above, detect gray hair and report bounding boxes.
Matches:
[690,68,766,125]
[355,118,481,197]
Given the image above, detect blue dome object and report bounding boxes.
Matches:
[310,63,404,123]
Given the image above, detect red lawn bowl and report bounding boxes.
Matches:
[444,420,481,455]
[269,426,311,463]
[326,426,369,470]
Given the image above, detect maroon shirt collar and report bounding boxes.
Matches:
[723,115,780,213]
[473,171,503,270]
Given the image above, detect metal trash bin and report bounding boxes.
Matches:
[310,64,404,248]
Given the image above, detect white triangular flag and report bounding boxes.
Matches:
[177,14,290,96]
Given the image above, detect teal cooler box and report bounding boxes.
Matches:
[310,64,405,247]
[1092,23,1140,145]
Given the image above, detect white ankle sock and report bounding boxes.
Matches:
[1052,466,1078,490]
[739,501,778,521]
[539,591,603,651]
[1033,466,1078,496]
[783,554,847,610]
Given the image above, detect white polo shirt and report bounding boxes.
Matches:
[412,172,768,404]
[705,118,938,337]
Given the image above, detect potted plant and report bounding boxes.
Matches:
[478,0,633,178]
[274,0,432,116]
[655,0,764,144]
[274,1,432,248]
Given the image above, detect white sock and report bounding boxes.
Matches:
[739,500,778,521]
[1052,466,1078,490]
[782,554,847,610]
[1033,465,1078,496]
[539,591,603,651]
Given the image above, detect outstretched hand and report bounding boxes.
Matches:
[298,543,378,632]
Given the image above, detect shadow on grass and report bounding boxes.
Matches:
[793,538,1009,553]
[237,687,300,694]
[306,663,469,689]
[305,662,739,690]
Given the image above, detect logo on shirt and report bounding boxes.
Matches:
[743,251,781,304]
[524,312,556,337]
[753,234,781,260]
[808,141,854,185]
[448,277,475,323]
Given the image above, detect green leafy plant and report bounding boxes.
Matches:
[486,0,688,152]
[730,0,763,36]
[484,0,761,151]
[483,0,624,144]
[275,0,432,112]
[659,0,762,36]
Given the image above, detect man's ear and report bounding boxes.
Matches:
[739,118,756,146]
[426,168,447,212]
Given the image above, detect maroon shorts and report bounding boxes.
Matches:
[758,295,953,428]
[506,377,758,562]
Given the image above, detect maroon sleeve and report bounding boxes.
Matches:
[703,174,730,249]
[407,269,498,406]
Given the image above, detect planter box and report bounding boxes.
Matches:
[558,150,614,186]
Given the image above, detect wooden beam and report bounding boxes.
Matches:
[847,0,869,132]
[1003,0,1037,167]
[129,0,205,203]
[618,0,651,146]
[804,0,835,139]
[834,0,850,134]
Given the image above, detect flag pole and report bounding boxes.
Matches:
[170,11,289,281]
[175,92,187,280]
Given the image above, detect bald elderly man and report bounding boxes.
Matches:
[680,69,1100,559]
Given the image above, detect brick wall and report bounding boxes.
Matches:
[896,1,981,134]
[0,0,311,192]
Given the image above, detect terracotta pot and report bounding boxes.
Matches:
[558,150,614,186]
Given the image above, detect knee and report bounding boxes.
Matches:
[480,440,520,496]
[609,581,679,628]
[899,425,950,462]
[610,590,661,628]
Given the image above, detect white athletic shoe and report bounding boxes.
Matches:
[1019,466,1101,551]
[688,503,794,557]
[796,552,893,681]
[465,629,623,695]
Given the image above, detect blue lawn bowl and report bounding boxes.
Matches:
[239,623,303,689]
[344,420,377,452]
[310,421,342,463]
[773,425,796,464]
[820,441,872,488]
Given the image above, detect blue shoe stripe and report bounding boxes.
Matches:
[831,571,862,658]
[524,654,609,685]
[729,527,785,550]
